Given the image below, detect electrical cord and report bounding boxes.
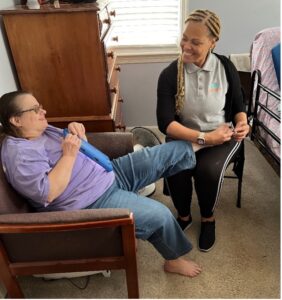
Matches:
[42,275,91,290]
[66,275,91,290]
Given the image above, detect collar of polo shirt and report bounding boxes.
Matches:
[185,52,216,73]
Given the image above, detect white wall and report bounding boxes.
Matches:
[188,0,280,56]
[119,62,168,127]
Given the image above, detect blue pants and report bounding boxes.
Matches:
[88,141,196,260]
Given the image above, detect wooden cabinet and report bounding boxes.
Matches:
[0,2,125,132]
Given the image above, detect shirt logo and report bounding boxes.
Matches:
[209,82,221,93]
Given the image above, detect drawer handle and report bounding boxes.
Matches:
[107,51,114,58]
[115,66,121,72]
[110,10,116,17]
[110,87,117,94]
[112,36,119,42]
[103,18,111,24]
[118,97,124,103]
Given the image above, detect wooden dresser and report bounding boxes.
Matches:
[0,1,125,132]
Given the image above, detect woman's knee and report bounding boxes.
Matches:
[195,161,222,183]
[163,141,196,172]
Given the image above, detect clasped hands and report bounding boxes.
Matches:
[206,122,249,145]
[61,122,86,157]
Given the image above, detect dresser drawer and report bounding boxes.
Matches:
[111,91,125,131]
[107,52,117,81]
[104,25,119,48]
[109,63,120,89]
[98,5,111,40]
[109,80,119,107]
[109,63,120,106]
[98,1,117,41]
[115,98,125,131]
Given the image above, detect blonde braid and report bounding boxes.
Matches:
[175,10,220,114]
[175,54,185,115]
[185,9,221,41]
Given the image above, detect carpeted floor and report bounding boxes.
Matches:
[0,137,280,299]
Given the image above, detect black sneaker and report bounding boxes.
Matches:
[199,220,215,252]
[176,216,193,231]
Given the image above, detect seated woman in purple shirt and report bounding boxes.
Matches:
[0,91,202,277]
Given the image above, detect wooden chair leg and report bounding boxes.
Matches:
[122,223,139,299]
[0,242,24,298]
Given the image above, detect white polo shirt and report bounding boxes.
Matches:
[180,52,228,131]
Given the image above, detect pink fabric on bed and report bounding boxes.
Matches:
[251,27,280,159]
[251,27,280,93]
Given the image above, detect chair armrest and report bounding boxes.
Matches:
[86,132,134,159]
[0,208,132,233]
[0,209,135,263]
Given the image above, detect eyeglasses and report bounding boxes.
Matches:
[15,104,43,116]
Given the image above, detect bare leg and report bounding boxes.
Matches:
[201,216,215,222]
[164,257,202,277]
[178,215,191,221]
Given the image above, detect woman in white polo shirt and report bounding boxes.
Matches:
[157,9,249,252]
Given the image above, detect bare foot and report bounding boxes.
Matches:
[164,258,202,277]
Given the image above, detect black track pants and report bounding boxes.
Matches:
[165,140,242,218]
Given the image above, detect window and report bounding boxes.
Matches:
[106,0,187,63]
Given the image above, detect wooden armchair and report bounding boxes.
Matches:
[0,132,139,299]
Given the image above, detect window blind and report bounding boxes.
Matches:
[108,0,181,47]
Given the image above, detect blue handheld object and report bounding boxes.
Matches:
[63,129,113,172]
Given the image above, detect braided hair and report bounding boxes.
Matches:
[175,9,221,115]
[185,9,221,41]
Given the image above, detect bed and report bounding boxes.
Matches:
[248,27,280,174]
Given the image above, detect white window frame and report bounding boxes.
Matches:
[107,0,188,64]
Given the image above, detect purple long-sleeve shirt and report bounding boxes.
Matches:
[1,125,115,211]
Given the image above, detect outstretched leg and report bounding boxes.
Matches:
[112,140,195,193]
[89,184,202,277]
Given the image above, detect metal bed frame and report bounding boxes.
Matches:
[248,70,280,170]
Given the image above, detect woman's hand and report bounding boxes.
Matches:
[62,133,81,158]
[48,134,81,203]
[68,122,87,141]
[206,123,234,145]
[233,121,250,142]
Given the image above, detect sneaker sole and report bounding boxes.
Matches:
[198,241,215,252]
[183,221,193,232]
